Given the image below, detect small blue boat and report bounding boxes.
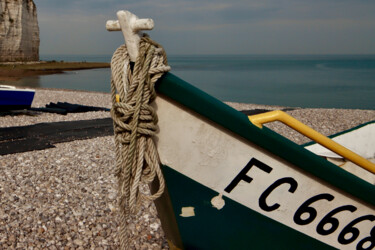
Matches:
[0,85,35,111]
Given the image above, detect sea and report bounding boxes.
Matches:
[9,54,375,110]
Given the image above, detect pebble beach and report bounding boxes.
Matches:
[1,88,374,249]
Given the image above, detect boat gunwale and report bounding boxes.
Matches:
[0,89,35,93]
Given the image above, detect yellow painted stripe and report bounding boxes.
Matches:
[249,110,375,175]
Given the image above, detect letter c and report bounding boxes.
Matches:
[259,177,298,212]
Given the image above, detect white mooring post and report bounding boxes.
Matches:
[106,10,154,62]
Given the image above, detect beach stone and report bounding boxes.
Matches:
[73,239,84,246]
[0,0,39,62]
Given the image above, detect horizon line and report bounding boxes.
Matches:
[40,53,375,57]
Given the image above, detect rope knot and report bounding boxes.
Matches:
[111,101,158,144]
[110,35,169,249]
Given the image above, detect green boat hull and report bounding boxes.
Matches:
[159,165,334,249]
[152,73,375,249]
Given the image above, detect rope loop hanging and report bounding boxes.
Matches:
[110,34,170,249]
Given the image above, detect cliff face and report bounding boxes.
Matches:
[0,0,40,62]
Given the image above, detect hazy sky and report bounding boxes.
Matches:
[34,0,375,55]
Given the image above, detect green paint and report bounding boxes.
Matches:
[155,73,375,207]
[162,165,335,249]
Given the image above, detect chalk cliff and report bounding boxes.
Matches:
[0,0,39,62]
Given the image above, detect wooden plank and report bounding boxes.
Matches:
[0,118,113,155]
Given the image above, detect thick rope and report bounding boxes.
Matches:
[110,35,170,249]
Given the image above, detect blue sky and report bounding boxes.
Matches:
[34,0,375,55]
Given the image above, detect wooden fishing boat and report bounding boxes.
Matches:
[107,10,375,249]
[151,73,375,249]
[0,85,35,111]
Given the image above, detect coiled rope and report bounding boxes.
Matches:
[110,34,170,249]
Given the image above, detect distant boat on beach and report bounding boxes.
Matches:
[0,85,35,111]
